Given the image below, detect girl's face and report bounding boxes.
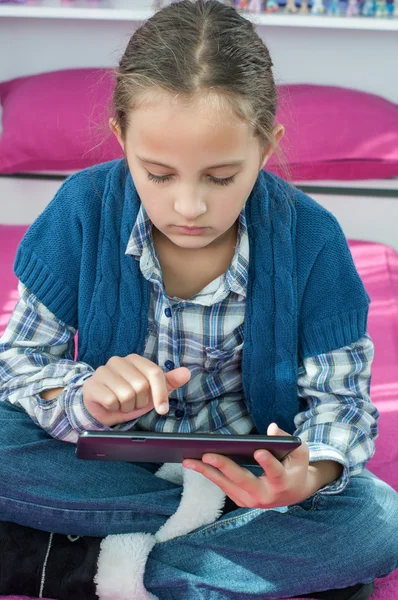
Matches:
[111,92,284,251]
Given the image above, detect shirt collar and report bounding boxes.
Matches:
[125,202,152,259]
[225,208,249,299]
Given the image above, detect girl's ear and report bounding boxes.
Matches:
[109,118,125,152]
[259,124,285,170]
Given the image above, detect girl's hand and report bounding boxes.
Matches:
[183,423,314,509]
[82,355,191,426]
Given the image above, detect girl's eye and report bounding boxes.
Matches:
[147,173,236,187]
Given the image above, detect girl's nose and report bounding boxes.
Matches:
[174,195,207,221]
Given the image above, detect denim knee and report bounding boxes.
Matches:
[316,469,398,579]
[368,477,398,576]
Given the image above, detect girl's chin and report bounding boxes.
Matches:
[168,235,214,248]
[166,230,222,249]
[154,225,227,249]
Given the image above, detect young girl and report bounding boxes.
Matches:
[0,1,397,599]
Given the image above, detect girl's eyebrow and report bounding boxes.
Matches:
[137,156,245,170]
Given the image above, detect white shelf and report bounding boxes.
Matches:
[0,0,152,21]
[247,13,398,29]
[0,0,397,29]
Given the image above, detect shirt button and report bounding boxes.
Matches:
[164,308,172,318]
[165,360,175,370]
[175,409,184,419]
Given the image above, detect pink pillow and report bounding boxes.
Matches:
[0,68,397,180]
[0,68,123,173]
[271,84,398,180]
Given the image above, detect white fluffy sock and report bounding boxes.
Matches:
[95,463,226,600]
[94,532,158,600]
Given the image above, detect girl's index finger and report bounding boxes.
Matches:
[127,354,169,415]
[147,371,170,414]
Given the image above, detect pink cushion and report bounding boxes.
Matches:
[0,229,397,599]
[0,69,397,179]
[0,69,122,173]
[272,85,398,181]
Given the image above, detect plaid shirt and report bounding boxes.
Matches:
[0,205,379,495]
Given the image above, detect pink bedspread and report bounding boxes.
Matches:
[1,227,397,600]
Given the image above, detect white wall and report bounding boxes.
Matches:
[0,17,397,102]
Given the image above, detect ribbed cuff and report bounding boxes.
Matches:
[299,307,369,359]
[14,245,77,328]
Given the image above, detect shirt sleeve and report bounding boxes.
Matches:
[294,332,379,495]
[0,282,139,443]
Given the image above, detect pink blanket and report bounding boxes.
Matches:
[1,227,397,600]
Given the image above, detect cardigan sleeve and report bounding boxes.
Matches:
[12,165,109,331]
[298,219,370,359]
[12,176,85,330]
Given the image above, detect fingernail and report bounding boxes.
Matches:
[158,403,169,414]
[184,461,194,469]
[256,451,269,460]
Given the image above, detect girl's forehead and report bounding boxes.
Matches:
[125,91,259,159]
[132,89,246,127]
[128,108,251,159]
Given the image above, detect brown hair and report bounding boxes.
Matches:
[111,0,281,167]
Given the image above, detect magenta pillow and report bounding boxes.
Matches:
[0,68,397,180]
[270,84,398,180]
[0,68,123,173]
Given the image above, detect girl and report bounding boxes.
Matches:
[0,1,397,599]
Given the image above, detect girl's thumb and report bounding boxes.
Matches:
[165,367,191,393]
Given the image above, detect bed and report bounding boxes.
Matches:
[1,193,398,599]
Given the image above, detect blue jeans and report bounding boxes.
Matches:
[1,400,397,599]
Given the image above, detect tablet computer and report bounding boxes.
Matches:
[75,431,302,466]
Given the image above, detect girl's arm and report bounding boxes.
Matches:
[0,282,136,443]
[295,333,379,495]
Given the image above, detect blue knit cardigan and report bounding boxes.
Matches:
[14,159,370,434]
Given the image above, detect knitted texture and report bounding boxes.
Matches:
[13,159,370,434]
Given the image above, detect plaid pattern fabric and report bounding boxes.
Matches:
[0,205,379,494]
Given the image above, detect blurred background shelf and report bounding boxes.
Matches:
[0,0,397,29]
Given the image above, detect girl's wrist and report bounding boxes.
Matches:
[39,387,65,401]
[306,460,344,494]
